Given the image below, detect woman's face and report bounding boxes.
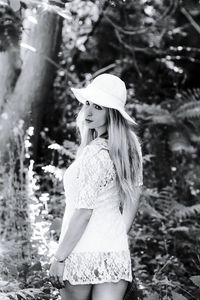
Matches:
[83,100,107,130]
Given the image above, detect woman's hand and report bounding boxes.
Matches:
[49,259,65,289]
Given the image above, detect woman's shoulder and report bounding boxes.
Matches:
[75,139,116,177]
[88,137,109,151]
[81,138,111,163]
[75,138,111,162]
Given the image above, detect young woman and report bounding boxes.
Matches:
[49,73,143,300]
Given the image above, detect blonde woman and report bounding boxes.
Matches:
[49,74,143,300]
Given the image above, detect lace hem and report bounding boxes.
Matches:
[63,251,132,285]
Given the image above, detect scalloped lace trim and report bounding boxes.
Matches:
[63,251,132,285]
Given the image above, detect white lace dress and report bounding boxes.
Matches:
[58,137,142,285]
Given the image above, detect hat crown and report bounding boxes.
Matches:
[89,74,127,107]
[71,73,137,125]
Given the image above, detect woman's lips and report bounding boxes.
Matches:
[85,119,93,123]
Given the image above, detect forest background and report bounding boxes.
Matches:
[0,0,200,299]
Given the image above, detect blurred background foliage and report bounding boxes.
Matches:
[0,0,200,299]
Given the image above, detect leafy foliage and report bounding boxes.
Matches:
[0,4,22,51]
[1,0,200,299]
[175,204,200,220]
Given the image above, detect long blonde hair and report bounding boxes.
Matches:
[75,104,143,208]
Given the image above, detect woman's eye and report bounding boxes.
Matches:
[85,101,101,110]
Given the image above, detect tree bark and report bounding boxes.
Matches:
[0,49,21,110]
[0,9,63,158]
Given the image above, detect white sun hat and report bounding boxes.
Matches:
[71,73,137,125]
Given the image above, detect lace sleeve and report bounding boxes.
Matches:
[76,146,114,209]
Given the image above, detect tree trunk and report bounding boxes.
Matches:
[0,9,63,159]
[0,48,21,110]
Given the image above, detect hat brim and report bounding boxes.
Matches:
[71,87,137,125]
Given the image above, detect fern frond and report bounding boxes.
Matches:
[147,114,174,125]
[142,186,181,218]
[174,101,199,115]
[174,88,200,120]
[133,103,165,115]
[169,226,189,235]
[190,275,200,288]
[0,293,10,300]
[143,154,156,163]
[190,133,200,143]
[139,198,164,220]
[168,131,196,153]
[130,103,175,125]
[153,186,182,216]
[180,88,200,102]
[193,88,200,99]
[5,288,42,300]
[184,117,200,144]
[174,101,200,120]
[175,204,200,219]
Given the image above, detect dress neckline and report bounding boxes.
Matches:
[92,137,108,142]
[89,137,109,149]
[96,136,107,140]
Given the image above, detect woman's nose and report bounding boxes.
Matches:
[86,105,93,115]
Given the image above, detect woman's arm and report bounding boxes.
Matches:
[49,208,92,289]
[122,186,142,234]
[55,208,93,261]
[49,147,111,288]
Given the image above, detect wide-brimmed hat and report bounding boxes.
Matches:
[71,73,137,125]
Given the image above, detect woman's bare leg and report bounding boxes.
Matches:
[91,280,128,300]
[60,280,92,300]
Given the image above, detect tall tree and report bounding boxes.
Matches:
[0,1,63,158]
